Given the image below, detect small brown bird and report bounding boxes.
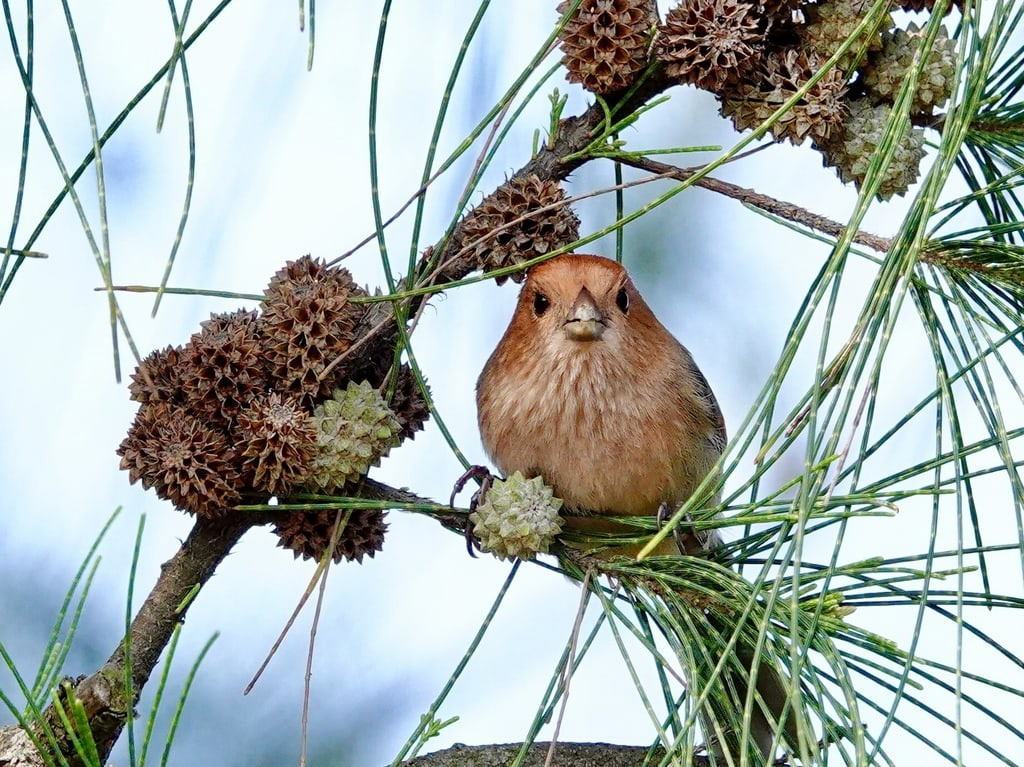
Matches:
[475,253,794,763]
[477,253,725,554]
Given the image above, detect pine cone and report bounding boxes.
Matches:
[457,175,580,284]
[306,381,401,492]
[236,392,317,496]
[470,472,564,561]
[860,23,956,114]
[129,345,186,405]
[260,256,366,405]
[656,0,764,93]
[181,309,266,428]
[800,0,891,74]
[556,0,657,95]
[263,255,343,301]
[273,508,388,564]
[389,365,432,443]
[117,402,241,517]
[815,99,926,200]
[719,48,848,145]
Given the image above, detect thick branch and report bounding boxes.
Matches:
[0,481,452,767]
[41,512,257,763]
[0,725,44,767]
[112,513,259,690]
[400,742,712,767]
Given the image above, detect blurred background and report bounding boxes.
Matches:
[1,1,1019,765]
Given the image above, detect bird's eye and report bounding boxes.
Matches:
[533,291,550,316]
[615,287,629,314]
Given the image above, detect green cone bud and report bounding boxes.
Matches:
[470,471,564,561]
[307,381,401,492]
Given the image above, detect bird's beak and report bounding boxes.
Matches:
[563,287,605,342]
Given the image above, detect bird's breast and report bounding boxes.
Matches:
[478,345,705,517]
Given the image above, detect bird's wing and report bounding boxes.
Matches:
[691,361,728,455]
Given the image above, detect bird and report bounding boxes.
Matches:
[475,253,796,765]
[476,252,725,555]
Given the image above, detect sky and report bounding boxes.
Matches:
[1,1,1021,766]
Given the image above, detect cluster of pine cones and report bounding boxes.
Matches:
[117,256,431,564]
[557,0,958,199]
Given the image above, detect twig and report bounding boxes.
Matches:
[300,512,341,767]
[243,545,332,696]
[544,568,593,767]
[616,154,894,254]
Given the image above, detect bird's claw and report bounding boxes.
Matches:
[656,501,690,555]
[450,465,492,507]
[450,465,495,557]
[656,502,715,556]
[655,501,671,527]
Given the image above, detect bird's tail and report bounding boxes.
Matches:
[692,610,802,765]
[612,556,812,766]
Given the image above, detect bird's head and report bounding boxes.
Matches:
[508,254,657,358]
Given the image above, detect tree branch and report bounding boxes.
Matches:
[0,483,451,766]
[400,742,712,767]
[45,512,257,763]
[616,154,894,254]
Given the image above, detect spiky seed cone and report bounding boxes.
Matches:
[236,392,317,496]
[129,345,186,405]
[260,255,366,405]
[719,48,848,145]
[263,255,346,302]
[470,472,564,561]
[457,174,580,284]
[306,381,402,492]
[556,0,657,95]
[119,402,183,490]
[389,365,432,443]
[815,99,926,200]
[800,0,891,74]
[860,23,956,114]
[273,509,388,564]
[117,402,241,517]
[656,0,764,93]
[180,309,266,428]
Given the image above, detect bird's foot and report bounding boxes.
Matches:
[656,501,689,555]
[450,465,495,557]
[656,502,720,556]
